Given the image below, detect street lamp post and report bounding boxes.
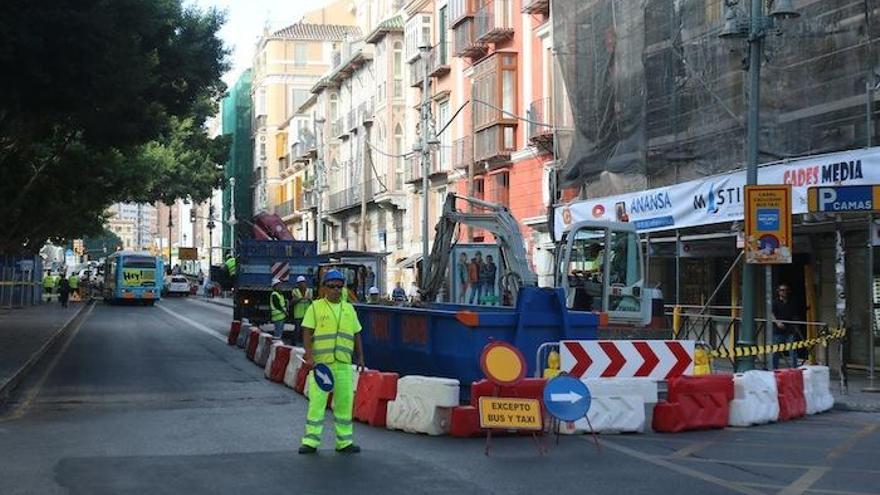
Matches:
[720,0,800,370]
[167,205,173,270]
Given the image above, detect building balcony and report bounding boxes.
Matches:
[359,98,374,124]
[452,18,486,59]
[448,0,475,28]
[474,0,514,44]
[521,0,550,15]
[332,118,347,139]
[275,198,299,220]
[527,97,554,145]
[428,41,451,77]
[372,172,407,209]
[404,152,444,184]
[474,124,515,164]
[347,108,358,132]
[300,189,318,210]
[452,136,473,170]
[409,58,426,88]
[327,179,380,213]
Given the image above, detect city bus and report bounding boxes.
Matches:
[103,251,163,305]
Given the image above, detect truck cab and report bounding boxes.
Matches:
[555,220,655,327]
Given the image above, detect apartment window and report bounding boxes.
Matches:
[438,6,448,64]
[393,42,403,99]
[294,43,308,66]
[406,14,433,61]
[472,52,518,130]
[393,211,404,249]
[290,89,309,117]
[394,123,404,189]
[438,100,450,169]
[330,93,339,121]
[494,171,510,205]
[256,88,267,116]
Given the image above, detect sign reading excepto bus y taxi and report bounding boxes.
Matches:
[807,185,880,213]
[122,268,156,286]
[178,247,198,260]
[744,185,792,264]
[478,397,543,430]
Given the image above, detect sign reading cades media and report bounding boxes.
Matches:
[554,148,880,239]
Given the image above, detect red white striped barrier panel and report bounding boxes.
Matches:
[560,340,695,380]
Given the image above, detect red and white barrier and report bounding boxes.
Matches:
[255,333,277,367]
[282,347,305,389]
[729,370,779,427]
[800,365,834,414]
[386,376,460,435]
[265,342,293,382]
[561,340,694,379]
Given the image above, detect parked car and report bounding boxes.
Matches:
[163,275,191,296]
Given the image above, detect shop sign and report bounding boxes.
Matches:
[807,185,880,213]
[555,148,880,239]
[744,185,792,264]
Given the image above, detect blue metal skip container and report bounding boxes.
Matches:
[353,287,598,391]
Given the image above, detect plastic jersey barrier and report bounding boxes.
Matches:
[266,343,293,382]
[355,288,597,399]
[245,328,261,361]
[652,374,734,433]
[800,365,834,414]
[227,320,242,345]
[283,347,305,388]
[775,369,806,421]
[255,333,276,367]
[559,377,658,434]
[386,376,460,435]
[354,371,399,427]
[728,370,779,427]
[450,406,483,437]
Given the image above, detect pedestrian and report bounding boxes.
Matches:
[299,269,364,454]
[407,281,421,304]
[457,253,468,303]
[291,275,313,344]
[367,286,381,304]
[481,254,497,305]
[391,282,406,303]
[68,272,79,299]
[468,251,483,304]
[58,274,71,308]
[771,283,801,369]
[269,279,289,339]
[42,271,54,300]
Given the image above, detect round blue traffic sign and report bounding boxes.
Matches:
[543,375,591,422]
[313,363,334,392]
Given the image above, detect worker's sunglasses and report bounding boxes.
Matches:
[324,283,344,290]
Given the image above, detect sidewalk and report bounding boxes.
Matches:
[0,300,90,402]
[197,295,233,309]
[831,369,880,412]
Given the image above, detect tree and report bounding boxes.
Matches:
[82,228,124,257]
[0,0,229,254]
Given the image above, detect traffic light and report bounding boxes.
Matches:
[190,209,196,223]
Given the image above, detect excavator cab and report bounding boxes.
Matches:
[556,220,651,326]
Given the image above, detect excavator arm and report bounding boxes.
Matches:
[421,193,538,304]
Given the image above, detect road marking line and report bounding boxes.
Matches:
[776,467,830,495]
[826,423,878,461]
[0,303,95,421]
[600,439,766,495]
[737,481,879,495]
[669,440,714,458]
[664,456,880,475]
[155,303,227,343]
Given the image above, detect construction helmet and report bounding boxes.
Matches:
[322,269,345,284]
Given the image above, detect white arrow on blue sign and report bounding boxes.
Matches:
[543,375,591,422]
[314,363,334,392]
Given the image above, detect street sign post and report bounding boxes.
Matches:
[744,185,792,264]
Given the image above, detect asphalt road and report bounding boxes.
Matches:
[1,297,878,495]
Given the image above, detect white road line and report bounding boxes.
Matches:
[155,303,227,343]
[777,467,830,495]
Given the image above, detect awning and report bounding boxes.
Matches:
[396,253,422,269]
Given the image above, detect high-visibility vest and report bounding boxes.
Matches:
[43,275,54,288]
[292,287,313,319]
[69,275,79,289]
[225,258,237,276]
[310,299,359,364]
[270,290,288,322]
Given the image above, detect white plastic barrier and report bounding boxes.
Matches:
[559,378,658,434]
[264,342,293,379]
[728,370,779,426]
[255,333,276,367]
[282,347,306,389]
[800,365,834,414]
[386,376,460,435]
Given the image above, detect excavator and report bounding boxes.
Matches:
[420,193,662,328]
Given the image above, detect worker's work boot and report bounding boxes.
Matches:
[336,444,361,454]
[298,445,318,455]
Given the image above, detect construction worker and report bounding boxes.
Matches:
[42,272,55,299]
[269,279,288,339]
[299,269,365,455]
[68,272,80,300]
[291,275,313,344]
[367,286,381,304]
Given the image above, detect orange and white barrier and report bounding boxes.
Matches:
[255,333,277,367]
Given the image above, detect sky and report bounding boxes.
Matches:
[187,0,317,86]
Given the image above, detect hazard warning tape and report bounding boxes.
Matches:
[0,281,38,287]
[709,328,847,359]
